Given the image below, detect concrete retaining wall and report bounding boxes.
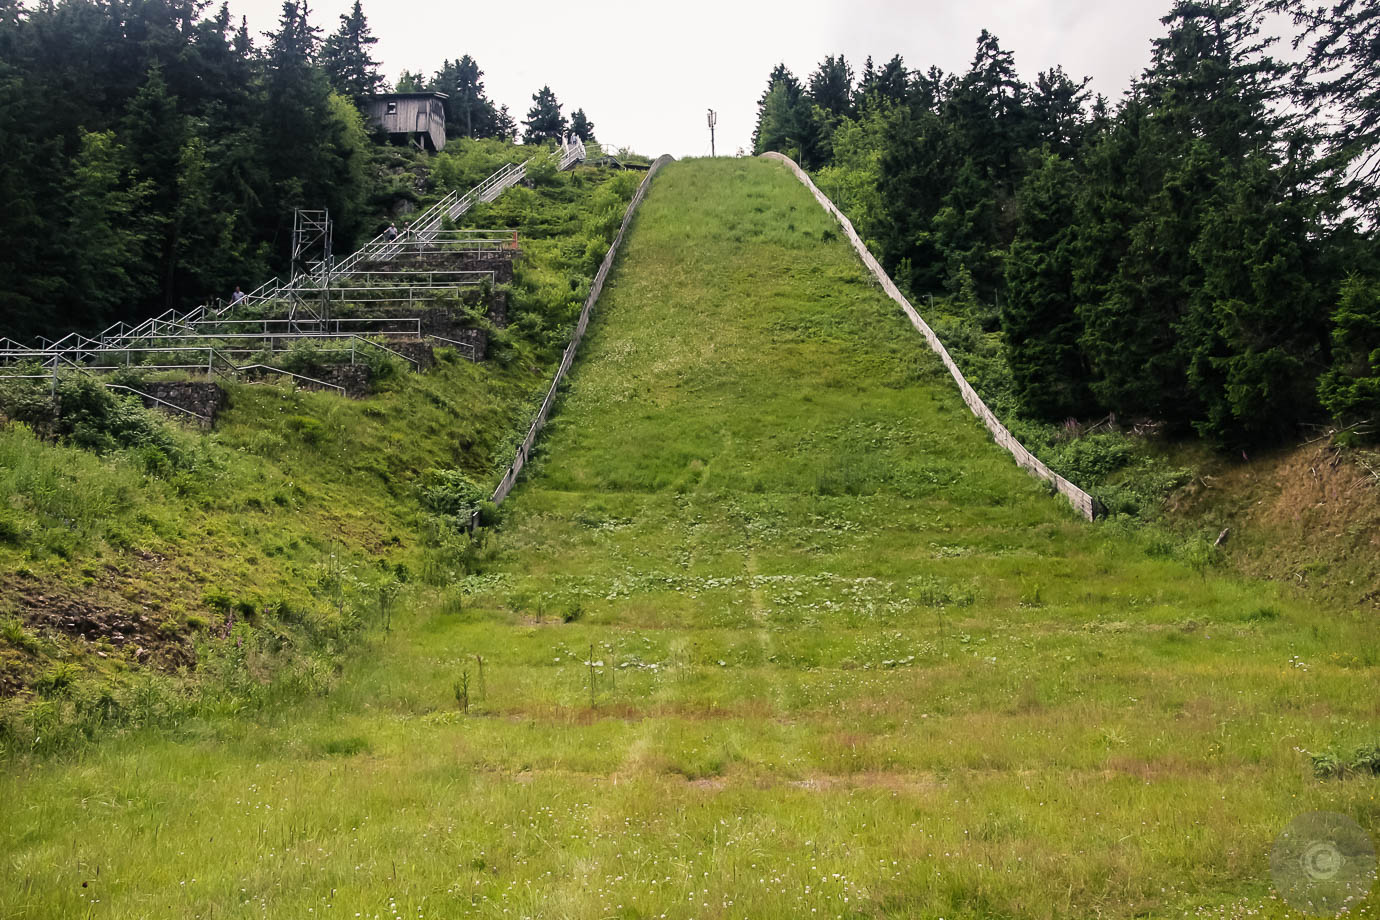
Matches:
[762,152,1102,521]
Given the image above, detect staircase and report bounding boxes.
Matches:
[1,140,589,366]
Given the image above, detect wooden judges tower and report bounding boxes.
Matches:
[364,92,448,152]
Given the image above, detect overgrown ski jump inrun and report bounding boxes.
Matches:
[5,157,1380,919]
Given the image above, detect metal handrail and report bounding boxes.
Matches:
[104,383,209,423]
[558,137,587,170]
[422,333,479,355]
[189,317,424,332]
[4,146,559,359]
[235,364,346,393]
[287,270,494,289]
[327,157,534,280]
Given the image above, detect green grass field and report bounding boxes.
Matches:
[2,157,1378,919]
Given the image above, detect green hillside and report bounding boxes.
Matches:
[2,158,1377,919]
[0,150,642,716]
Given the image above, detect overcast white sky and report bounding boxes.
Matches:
[231,0,1181,156]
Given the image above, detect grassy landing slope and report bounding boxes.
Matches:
[3,158,1378,919]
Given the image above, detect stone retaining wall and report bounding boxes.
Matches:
[297,364,372,398]
[135,382,226,426]
[388,341,437,370]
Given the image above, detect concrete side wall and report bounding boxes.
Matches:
[761,151,1102,521]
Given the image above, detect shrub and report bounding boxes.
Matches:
[0,618,40,654]
[1044,435,1132,482]
[33,662,81,698]
[1318,276,1380,432]
[419,525,489,584]
[476,500,501,528]
[418,468,485,517]
[202,589,232,613]
[285,415,325,446]
[56,377,181,459]
[0,513,23,546]
[525,156,560,187]
[314,735,370,756]
[0,377,183,466]
[1312,741,1380,779]
[0,381,58,433]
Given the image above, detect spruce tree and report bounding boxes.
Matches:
[395,69,426,92]
[805,54,854,166]
[1182,149,1329,442]
[874,55,908,106]
[807,54,854,119]
[856,56,877,106]
[754,82,811,162]
[752,64,809,155]
[522,85,566,144]
[0,56,57,340]
[1318,276,1380,428]
[260,1,377,254]
[947,30,1030,191]
[431,56,503,139]
[1273,0,1380,218]
[321,0,383,106]
[876,107,963,294]
[121,65,187,308]
[1002,151,1094,419]
[570,108,594,142]
[62,130,153,330]
[494,104,517,141]
[1072,95,1160,407]
[1028,66,1091,161]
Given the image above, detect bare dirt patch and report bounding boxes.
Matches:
[0,573,195,697]
[1169,442,1380,606]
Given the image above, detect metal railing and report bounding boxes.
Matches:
[344,230,518,258]
[0,350,346,419]
[326,145,570,282]
[187,317,424,335]
[286,270,495,292]
[470,152,670,531]
[0,332,423,376]
[558,137,588,170]
[1,140,586,371]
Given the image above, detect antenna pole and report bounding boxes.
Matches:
[707,109,717,157]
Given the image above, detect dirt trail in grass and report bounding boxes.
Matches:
[3,158,1379,920]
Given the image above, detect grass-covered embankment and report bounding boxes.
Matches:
[0,147,642,745]
[1,157,1377,919]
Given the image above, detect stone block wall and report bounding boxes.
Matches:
[388,341,438,370]
[418,310,488,360]
[298,364,372,398]
[487,289,508,328]
[136,382,227,426]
